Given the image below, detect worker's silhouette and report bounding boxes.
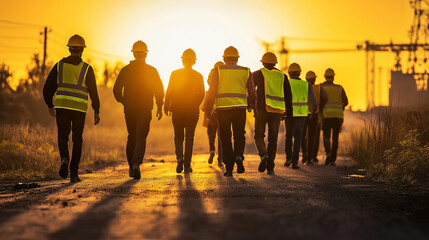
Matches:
[113,41,164,179]
[43,34,100,183]
[319,68,348,166]
[201,61,225,167]
[164,49,205,174]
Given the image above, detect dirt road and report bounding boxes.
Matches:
[0,154,428,240]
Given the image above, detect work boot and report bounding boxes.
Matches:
[305,159,313,165]
[235,157,245,174]
[284,159,292,167]
[224,170,233,177]
[313,157,319,163]
[176,159,184,173]
[217,160,223,167]
[208,151,215,164]
[129,165,133,178]
[59,157,69,179]
[325,153,331,166]
[330,161,336,166]
[258,155,269,172]
[133,164,141,179]
[302,154,307,164]
[70,173,81,183]
[267,169,275,175]
[184,167,193,174]
[292,163,300,169]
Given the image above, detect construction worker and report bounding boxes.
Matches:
[284,63,317,169]
[204,46,256,177]
[301,71,321,165]
[164,49,205,174]
[43,34,100,183]
[201,61,224,167]
[319,68,348,166]
[251,52,293,175]
[113,40,164,179]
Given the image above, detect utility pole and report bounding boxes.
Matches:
[41,26,47,76]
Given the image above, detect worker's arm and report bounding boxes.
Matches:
[197,72,206,107]
[113,68,125,104]
[247,71,257,111]
[164,71,175,116]
[341,86,349,109]
[43,63,58,110]
[319,86,328,112]
[203,67,218,116]
[85,66,100,114]
[308,84,318,113]
[153,68,165,120]
[283,74,293,118]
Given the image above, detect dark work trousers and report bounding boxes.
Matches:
[301,114,318,162]
[322,118,343,163]
[217,108,246,171]
[56,108,86,175]
[285,116,306,164]
[172,111,199,168]
[254,110,282,170]
[125,108,152,166]
[207,114,222,161]
[314,121,321,160]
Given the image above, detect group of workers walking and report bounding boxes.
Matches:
[43,34,348,182]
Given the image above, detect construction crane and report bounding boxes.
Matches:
[259,0,429,110]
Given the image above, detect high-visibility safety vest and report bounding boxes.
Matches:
[215,67,249,109]
[261,68,285,113]
[54,61,89,113]
[289,78,309,117]
[322,84,344,118]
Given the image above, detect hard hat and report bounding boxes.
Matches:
[223,46,239,58]
[131,40,148,52]
[181,48,197,60]
[324,68,335,77]
[214,61,225,68]
[261,52,278,64]
[288,63,301,73]
[306,71,317,79]
[67,34,86,48]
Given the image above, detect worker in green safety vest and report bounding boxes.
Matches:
[43,34,100,183]
[284,63,317,169]
[319,68,348,166]
[204,46,257,177]
[251,52,293,175]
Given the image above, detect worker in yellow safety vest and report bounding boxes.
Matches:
[204,46,257,177]
[319,68,348,166]
[301,71,321,165]
[251,52,292,175]
[284,63,318,169]
[43,34,100,183]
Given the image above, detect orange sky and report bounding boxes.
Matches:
[0,0,413,110]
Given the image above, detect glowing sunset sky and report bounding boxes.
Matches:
[0,0,413,110]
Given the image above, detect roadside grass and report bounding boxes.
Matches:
[0,123,124,179]
[347,108,429,186]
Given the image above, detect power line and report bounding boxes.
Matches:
[0,18,45,28]
[284,36,360,43]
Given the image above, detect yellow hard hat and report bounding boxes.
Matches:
[181,48,197,60]
[288,63,301,73]
[67,34,86,48]
[131,40,148,52]
[261,52,278,64]
[214,61,225,68]
[306,71,317,79]
[324,68,335,77]
[223,46,239,58]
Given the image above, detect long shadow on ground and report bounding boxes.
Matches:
[48,179,137,240]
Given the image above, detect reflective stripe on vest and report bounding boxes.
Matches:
[54,61,89,113]
[322,84,344,118]
[215,67,249,109]
[289,78,309,116]
[261,68,285,113]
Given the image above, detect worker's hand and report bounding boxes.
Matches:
[94,113,100,125]
[205,111,212,120]
[281,113,286,121]
[157,108,163,121]
[253,108,259,117]
[48,108,56,117]
[164,108,170,117]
